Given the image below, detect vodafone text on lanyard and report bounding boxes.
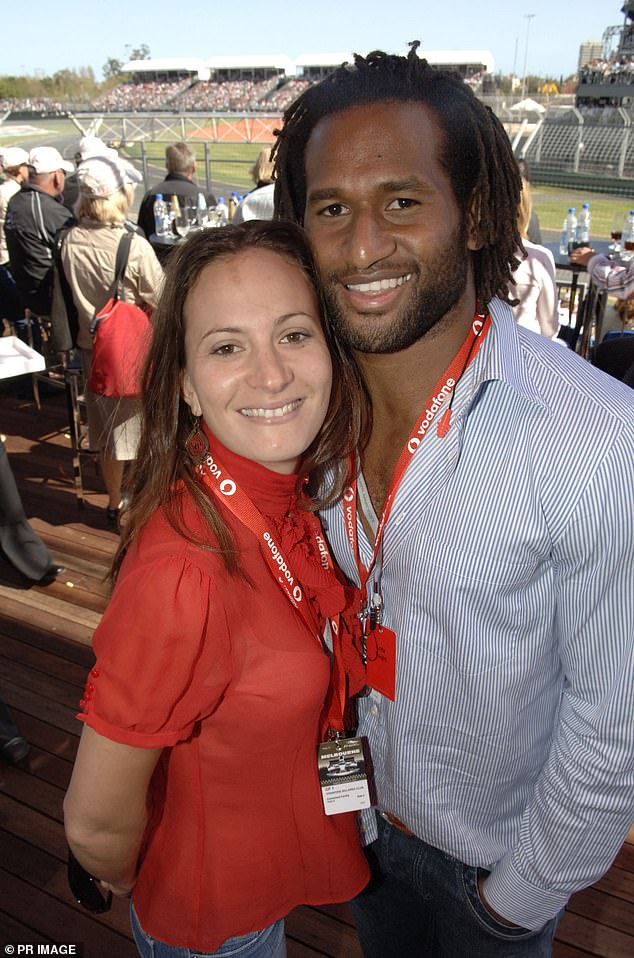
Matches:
[195,444,371,816]
[344,310,492,702]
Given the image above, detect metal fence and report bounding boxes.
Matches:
[72,101,634,195]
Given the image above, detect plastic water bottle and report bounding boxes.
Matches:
[214,197,229,226]
[559,208,577,256]
[577,203,591,245]
[622,210,634,256]
[197,192,208,228]
[153,193,169,237]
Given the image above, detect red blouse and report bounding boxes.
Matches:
[79,438,369,950]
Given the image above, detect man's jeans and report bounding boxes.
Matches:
[130,902,287,958]
[350,813,560,958]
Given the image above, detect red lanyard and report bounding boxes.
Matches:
[344,311,491,595]
[195,443,348,736]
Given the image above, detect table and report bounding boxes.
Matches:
[544,240,612,357]
[0,336,45,379]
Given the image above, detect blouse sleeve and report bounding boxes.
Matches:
[79,550,232,749]
[535,247,560,339]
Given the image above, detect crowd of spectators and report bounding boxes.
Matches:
[75,77,314,114]
[578,52,634,87]
[264,79,312,111]
[91,79,191,113]
[0,97,66,114]
[173,77,278,112]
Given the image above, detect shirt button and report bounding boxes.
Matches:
[370,705,379,718]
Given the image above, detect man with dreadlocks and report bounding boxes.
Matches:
[273,43,634,958]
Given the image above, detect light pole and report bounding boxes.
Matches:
[521,13,536,99]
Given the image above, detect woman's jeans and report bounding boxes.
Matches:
[130,902,287,958]
[349,813,560,958]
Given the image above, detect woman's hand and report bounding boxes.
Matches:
[100,878,135,898]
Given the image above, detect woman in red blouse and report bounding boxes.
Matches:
[63,221,369,957]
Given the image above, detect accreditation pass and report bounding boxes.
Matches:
[317,736,371,815]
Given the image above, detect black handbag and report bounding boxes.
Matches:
[48,229,78,353]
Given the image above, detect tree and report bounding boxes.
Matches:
[103,57,123,80]
[129,44,151,61]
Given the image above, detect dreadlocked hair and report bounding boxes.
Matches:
[273,41,522,305]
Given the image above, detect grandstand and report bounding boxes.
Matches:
[95,54,295,114]
[521,106,634,181]
[0,48,495,117]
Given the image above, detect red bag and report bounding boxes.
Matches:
[87,231,152,398]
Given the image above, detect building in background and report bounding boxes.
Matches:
[578,40,604,72]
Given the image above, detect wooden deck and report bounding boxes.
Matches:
[0,385,633,957]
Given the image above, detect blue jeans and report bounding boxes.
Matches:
[349,813,560,958]
[130,902,287,958]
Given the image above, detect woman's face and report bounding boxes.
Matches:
[182,248,333,474]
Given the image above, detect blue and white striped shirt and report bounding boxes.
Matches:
[321,299,634,931]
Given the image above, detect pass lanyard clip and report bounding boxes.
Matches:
[369,582,383,631]
[364,538,384,636]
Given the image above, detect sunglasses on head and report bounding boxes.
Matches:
[67,849,113,914]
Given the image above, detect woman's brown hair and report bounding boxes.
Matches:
[112,220,368,579]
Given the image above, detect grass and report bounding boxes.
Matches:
[0,119,79,141]
[124,141,266,193]
[531,184,634,239]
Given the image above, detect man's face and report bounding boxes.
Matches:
[303,101,476,353]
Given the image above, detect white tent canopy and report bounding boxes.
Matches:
[510,97,546,113]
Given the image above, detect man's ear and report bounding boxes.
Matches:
[52,170,65,196]
[181,370,202,417]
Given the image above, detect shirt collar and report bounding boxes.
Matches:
[165,173,192,184]
[470,297,550,412]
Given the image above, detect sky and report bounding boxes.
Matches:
[3,0,623,81]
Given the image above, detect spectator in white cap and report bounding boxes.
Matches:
[29,146,74,178]
[4,146,74,328]
[60,155,163,527]
[63,136,119,212]
[0,147,30,327]
[76,136,117,162]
